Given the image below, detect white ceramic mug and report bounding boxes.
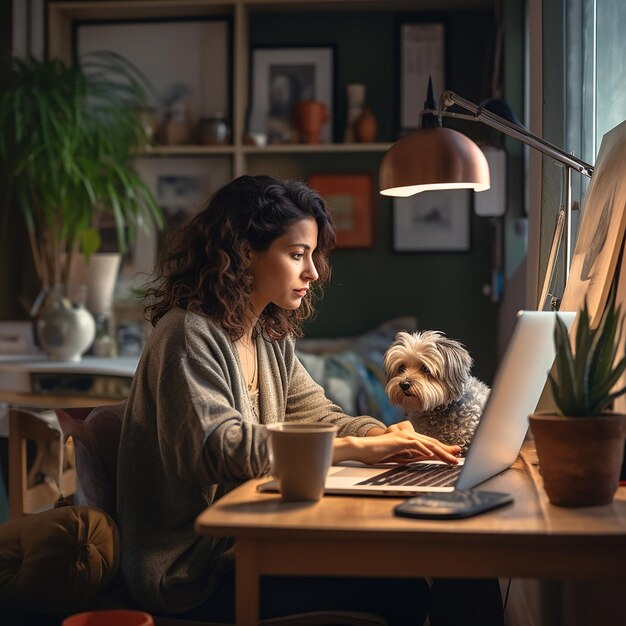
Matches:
[266,422,336,502]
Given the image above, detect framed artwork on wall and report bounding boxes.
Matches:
[398,20,446,131]
[308,174,374,248]
[74,18,231,142]
[248,46,334,144]
[128,157,231,277]
[392,189,470,252]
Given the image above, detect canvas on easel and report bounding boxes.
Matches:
[560,120,626,327]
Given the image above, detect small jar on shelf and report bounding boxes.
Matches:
[197,113,231,145]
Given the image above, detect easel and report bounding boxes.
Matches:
[559,120,626,324]
[555,120,626,410]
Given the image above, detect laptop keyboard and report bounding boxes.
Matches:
[356,463,462,488]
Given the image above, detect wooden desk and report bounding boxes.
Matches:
[195,447,626,626]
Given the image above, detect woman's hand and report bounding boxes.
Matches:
[365,420,419,437]
[333,425,461,466]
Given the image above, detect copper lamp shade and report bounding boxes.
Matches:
[379,127,491,197]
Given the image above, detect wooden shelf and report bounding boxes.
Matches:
[137,142,392,157]
[241,142,392,154]
[139,145,236,157]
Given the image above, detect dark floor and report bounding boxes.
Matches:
[2,612,66,626]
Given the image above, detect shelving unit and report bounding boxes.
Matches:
[46,0,507,385]
[47,0,483,177]
[47,0,415,275]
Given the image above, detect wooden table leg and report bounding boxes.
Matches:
[235,539,259,626]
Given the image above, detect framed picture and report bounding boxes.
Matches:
[249,47,333,144]
[393,190,470,252]
[308,174,374,248]
[126,157,231,277]
[399,21,446,131]
[75,18,231,133]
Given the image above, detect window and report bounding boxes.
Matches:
[566,0,626,170]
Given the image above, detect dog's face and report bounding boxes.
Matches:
[384,330,472,413]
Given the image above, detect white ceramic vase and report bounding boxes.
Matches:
[343,83,366,143]
[36,286,96,361]
[66,253,122,316]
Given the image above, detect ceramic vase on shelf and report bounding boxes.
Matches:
[354,106,378,143]
[295,100,329,144]
[66,252,122,319]
[36,284,96,361]
[197,113,230,145]
[343,83,366,143]
[136,108,158,149]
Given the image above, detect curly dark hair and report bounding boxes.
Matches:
[145,175,336,341]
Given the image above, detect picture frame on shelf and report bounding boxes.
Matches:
[75,18,231,145]
[398,20,446,132]
[308,174,374,248]
[392,189,470,252]
[127,157,231,277]
[249,46,334,145]
[155,174,211,224]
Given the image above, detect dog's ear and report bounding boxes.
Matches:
[384,331,410,377]
[437,337,472,395]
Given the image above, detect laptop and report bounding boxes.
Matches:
[259,310,576,496]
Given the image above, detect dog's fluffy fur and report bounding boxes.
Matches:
[384,330,490,453]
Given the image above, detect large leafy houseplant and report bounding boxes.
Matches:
[0,52,163,297]
[529,291,626,507]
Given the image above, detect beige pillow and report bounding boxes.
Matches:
[0,505,119,613]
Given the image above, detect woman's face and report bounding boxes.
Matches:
[249,217,319,313]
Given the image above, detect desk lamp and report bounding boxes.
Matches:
[380,81,595,309]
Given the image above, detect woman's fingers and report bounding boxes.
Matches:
[384,423,463,458]
[393,431,460,459]
[352,430,461,465]
[386,433,458,464]
[379,450,431,464]
[416,432,461,450]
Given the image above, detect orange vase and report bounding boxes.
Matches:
[354,106,378,143]
[295,100,329,144]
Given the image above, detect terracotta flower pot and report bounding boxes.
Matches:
[529,412,626,507]
[63,610,154,626]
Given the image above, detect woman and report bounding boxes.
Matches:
[116,175,500,625]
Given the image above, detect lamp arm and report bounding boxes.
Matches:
[440,90,594,178]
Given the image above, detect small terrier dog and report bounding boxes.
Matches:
[384,330,490,453]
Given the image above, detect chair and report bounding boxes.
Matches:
[4,402,388,626]
[8,407,77,518]
[55,401,126,515]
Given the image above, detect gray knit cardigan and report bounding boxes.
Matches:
[116,307,384,613]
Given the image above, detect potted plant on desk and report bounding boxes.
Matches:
[0,52,163,359]
[529,290,626,506]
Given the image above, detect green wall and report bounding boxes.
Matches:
[250,8,515,384]
[0,2,526,385]
[539,0,567,303]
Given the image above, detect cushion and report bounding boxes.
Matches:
[296,316,417,355]
[0,505,119,614]
[56,401,126,516]
[296,317,418,425]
